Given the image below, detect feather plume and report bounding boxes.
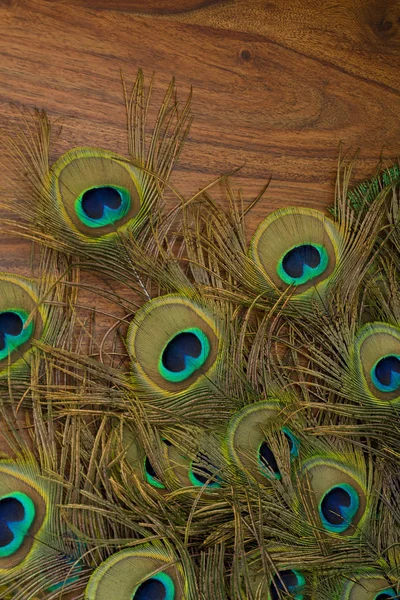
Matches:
[0,70,398,600]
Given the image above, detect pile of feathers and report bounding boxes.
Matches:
[0,70,398,600]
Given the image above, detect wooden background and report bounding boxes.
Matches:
[0,0,399,275]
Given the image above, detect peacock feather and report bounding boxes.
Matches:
[225,398,301,484]
[126,294,223,398]
[85,544,187,600]
[249,207,344,302]
[297,452,368,537]
[341,573,399,600]
[351,322,400,406]
[0,69,397,600]
[0,70,193,288]
[0,273,48,378]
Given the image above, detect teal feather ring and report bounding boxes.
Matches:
[127,295,221,396]
[74,184,131,228]
[48,147,145,240]
[299,455,367,536]
[351,322,400,405]
[0,492,36,558]
[84,545,186,600]
[249,207,343,301]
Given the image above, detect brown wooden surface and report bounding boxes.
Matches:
[0,0,399,278]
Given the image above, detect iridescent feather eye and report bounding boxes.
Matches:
[249,207,343,300]
[300,457,367,536]
[166,442,222,492]
[0,462,50,572]
[269,570,306,600]
[118,426,221,493]
[48,147,144,239]
[119,426,168,491]
[226,400,300,483]
[352,323,400,405]
[127,295,221,396]
[0,461,83,597]
[84,545,186,600]
[342,575,398,600]
[0,274,46,377]
[187,452,221,489]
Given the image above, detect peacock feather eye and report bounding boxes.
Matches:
[158,328,210,383]
[75,184,131,228]
[0,274,46,377]
[258,440,281,479]
[300,457,367,537]
[0,493,35,558]
[143,456,165,490]
[127,295,220,396]
[249,207,342,300]
[132,572,175,600]
[0,310,33,361]
[319,483,360,533]
[188,453,221,489]
[49,148,143,239]
[84,545,184,600]
[0,463,50,571]
[371,355,400,393]
[257,428,299,480]
[226,400,300,484]
[269,569,306,600]
[277,243,329,286]
[352,323,400,405]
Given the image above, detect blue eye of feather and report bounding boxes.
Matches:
[0,493,36,557]
[374,589,397,600]
[270,569,305,600]
[278,244,329,286]
[0,312,23,346]
[144,456,157,479]
[258,441,280,479]
[76,185,131,228]
[258,428,300,480]
[189,453,221,488]
[132,572,175,600]
[319,483,359,533]
[0,496,25,547]
[81,187,122,218]
[144,456,165,490]
[0,310,33,361]
[282,428,300,459]
[159,328,210,383]
[162,332,201,372]
[143,439,172,490]
[371,355,400,393]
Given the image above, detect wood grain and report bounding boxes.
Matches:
[61,0,226,14]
